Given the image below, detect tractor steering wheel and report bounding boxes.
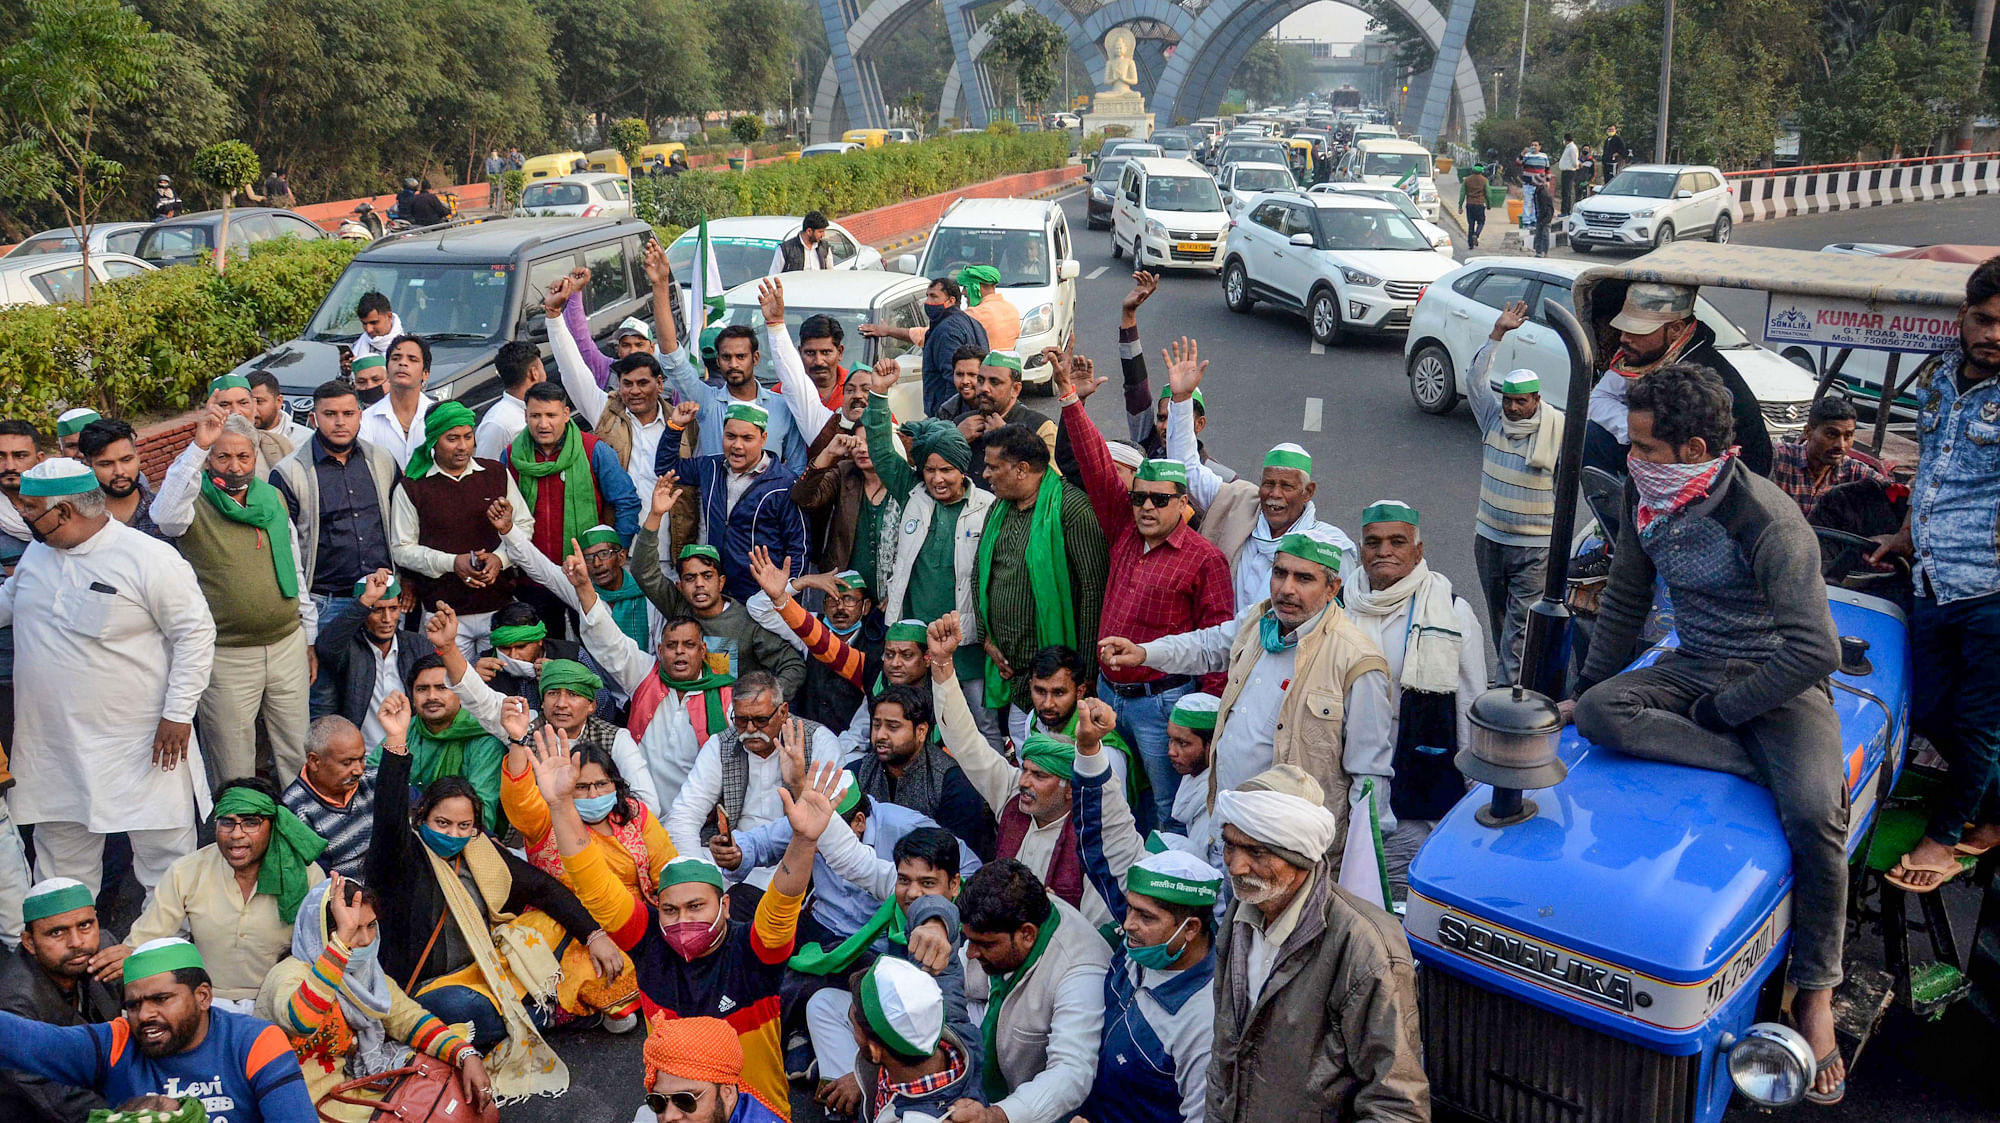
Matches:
[1813,525,1909,591]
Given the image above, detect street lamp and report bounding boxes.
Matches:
[1491,70,1503,121]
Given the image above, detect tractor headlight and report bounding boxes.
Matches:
[1723,1023,1815,1108]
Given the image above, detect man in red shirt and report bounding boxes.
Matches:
[1051,347,1233,832]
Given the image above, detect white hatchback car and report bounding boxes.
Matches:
[1566,164,1737,251]
[900,196,1080,387]
[1219,162,1297,219]
[514,173,633,218]
[1110,157,1230,273]
[1222,192,1457,345]
[1402,257,1820,433]
[0,251,154,305]
[1308,182,1453,254]
[664,215,881,310]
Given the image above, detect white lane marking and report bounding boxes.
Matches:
[1086,265,1110,280]
[1303,397,1324,432]
[1309,339,1326,355]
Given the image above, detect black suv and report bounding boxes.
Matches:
[228,217,678,421]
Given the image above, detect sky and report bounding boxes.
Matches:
[1267,0,1377,47]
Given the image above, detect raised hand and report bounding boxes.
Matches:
[1097,635,1147,670]
[499,695,533,742]
[870,356,901,395]
[527,725,579,805]
[1121,270,1158,315]
[327,871,376,949]
[1073,696,1117,751]
[779,760,844,842]
[757,277,785,325]
[357,568,395,608]
[670,400,701,428]
[927,612,963,667]
[650,473,683,520]
[642,239,674,287]
[485,496,514,535]
[1043,345,1073,397]
[777,718,808,795]
[192,400,228,450]
[1070,353,1106,401]
[542,275,573,319]
[1489,299,1530,340]
[561,537,591,591]
[1164,336,1207,398]
[747,545,792,604]
[424,602,459,650]
[377,692,412,747]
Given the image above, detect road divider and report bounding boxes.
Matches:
[1731,153,2000,223]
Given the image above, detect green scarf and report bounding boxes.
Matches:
[198,476,299,599]
[600,572,652,650]
[789,894,909,975]
[90,1100,207,1123]
[510,423,597,552]
[658,662,736,736]
[982,906,1060,1100]
[976,468,1074,702]
[211,786,327,924]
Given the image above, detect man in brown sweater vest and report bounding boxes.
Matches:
[388,401,534,663]
[150,395,316,789]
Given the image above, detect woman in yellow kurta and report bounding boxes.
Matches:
[255,872,495,1121]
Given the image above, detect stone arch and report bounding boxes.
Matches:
[813,0,950,139]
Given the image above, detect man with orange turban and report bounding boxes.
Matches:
[637,1015,787,1123]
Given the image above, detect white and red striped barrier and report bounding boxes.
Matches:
[1730,154,2000,223]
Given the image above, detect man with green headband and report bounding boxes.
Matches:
[658,395,808,604]
[108,778,327,1011]
[1156,339,1357,612]
[1099,524,1395,847]
[389,396,532,663]
[976,423,1109,745]
[152,409,315,790]
[957,265,1021,353]
[0,877,120,1121]
[959,350,1056,470]
[949,859,1108,1123]
[507,383,640,631]
[0,937,316,1122]
[201,376,257,432]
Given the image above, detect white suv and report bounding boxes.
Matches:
[1111,157,1230,273]
[1566,164,1737,251]
[901,197,1080,386]
[1221,192,1457,345]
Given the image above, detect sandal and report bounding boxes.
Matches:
[1884,851,1973,893]
[1804,1045,1846,1106]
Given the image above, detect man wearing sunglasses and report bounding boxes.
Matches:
[637,1015,786,1123]
[661,670,842,873]
[1053,348,1232,834]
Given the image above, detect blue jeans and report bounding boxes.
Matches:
[1100,674,1194,832]
[307,595,368,719]
[419,985,509,1052]
[1916,591,2000,845]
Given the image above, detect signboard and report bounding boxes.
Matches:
[1765,292,1958,354]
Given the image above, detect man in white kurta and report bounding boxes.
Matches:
[662,671,840,867]
[0,459,215,896]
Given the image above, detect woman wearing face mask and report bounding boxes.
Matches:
[363,692,617,1104]
[255,871,496,1121]
[1070,697,1223,1123]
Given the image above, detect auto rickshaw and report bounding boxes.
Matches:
[586,148,630,176]
[638,142,688,175]
[521,150,587,180]
[1408,242,1987,1122]
[842,128,889,149]
[1285,136,1317,184]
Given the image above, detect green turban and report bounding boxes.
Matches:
[1018,733,1076,782]
[405,402,478,479]
[211,786,328,923]
[539,658,604,699]
[899,419,971,473]
[957,265,1002,305]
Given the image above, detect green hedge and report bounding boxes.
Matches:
[633,132,1070,231]
[0,238,360,432]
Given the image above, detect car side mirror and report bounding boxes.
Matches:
[1589,184,1601,194]
[1676,189,1694,199]
[893,254,918,274]
[1289,232,1315,247]
[1082,174,1094,184]
[1059,259,1080,281]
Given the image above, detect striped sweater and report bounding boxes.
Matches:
[281,775,376,876]
[275,943,471,1065]
[1466,340,1559,547]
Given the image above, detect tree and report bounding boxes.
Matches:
[1236,38,1286,108]
[0,0,162,305]
[729,113,764,168]
[191,139,258,273]
[712,0,794,114]
[986,8,1065,114]
[1799,4,1984,160]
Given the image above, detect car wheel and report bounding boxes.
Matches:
[1711,212,1732,244]
[1653,222,1676,248]
[1309,288,1343,346]
[1224,260,1254,312]
[1111,232,1124,260]
[1572,241,1592,254]
[1780,346,1816,375]
[1133,237,1144,266]
[1409,343,1460,414]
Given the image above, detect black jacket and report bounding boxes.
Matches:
[316,611,428,733]
[920,306,989,416]
[407,191,451,227]
[0,944,119,1122]
[776,233,831,273]
[1583,318,1773,480]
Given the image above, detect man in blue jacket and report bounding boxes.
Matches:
[658,399,808,603]
[919,277,990,416]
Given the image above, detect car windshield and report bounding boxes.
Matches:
[1314,208,1433,252]
[1601,170,1677,198]
[1144,176,1223,212]
[1156,134,1192,152]
[137,224,212,262]
[1094,159,1128,185]
[667,234,783,292]
[1360,151,1432,179]
[1233,167,1294,192]
[1227,144,1288,166]
[521,183,588,208]
[1345,187,1422,219]
[307,261,515,342]
[925,227,1050,286]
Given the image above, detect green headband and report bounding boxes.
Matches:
[353,576,403,601]
[578,526,622,551]
[18,467,99,498]
[679,544,722,567]
[404,401,478,479]
[1263,447,1313,474]
[832,570,867,592]
[1018,733,1076,782]
[957,265,1002,306]
[1276,532,1342,573]
[56,411,102,438]
[21,882,94,925]
[351,354,386,374]
[659,858,726,895]
[1361,501,1420,527]
[1125,866,1222,908]
[725,402,769,430]
[208,374,252,394]
[1134,459,1187,487]
[859,962,933,1060]
[1500,371,1541,395]
[1158,385,1206,411]
[1169,701,1218,732]
[539,658,603,699]
[982,351,1022,373]
[835,776,863,817]
[124,939,205,985]
[885,620,929,645]
[489,622,548,648]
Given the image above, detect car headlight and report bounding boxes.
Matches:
[1723,1023,1815,1108]
[1632,208,1655,218]
[1340,267,1382,287]
[1020,303,1055,336]
[1145,219,1168,240]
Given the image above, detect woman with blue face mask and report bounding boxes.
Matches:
[255,871,496,1120]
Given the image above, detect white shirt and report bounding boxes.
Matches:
[765,323,836,438]
[0,519,215,831]
[663,722,841,861]
[447,657,663,815]
[1343,589,1487,762]
[769,242,824,275]
[722,454,772,525]
[546,304,669,496]
[361,633,401,748]
[387,460,533,579]
[1589,370,1634,442]
[147,443,316,642]
[358,392,435,468]
[474,392,526,460]
[260,417,313,452]
[1558,142,1580,171]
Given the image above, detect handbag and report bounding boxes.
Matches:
[317,1053,498,1123]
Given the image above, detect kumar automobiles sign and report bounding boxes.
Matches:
[1765,293,1958,354]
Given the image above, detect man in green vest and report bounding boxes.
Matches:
[151,386,315,790]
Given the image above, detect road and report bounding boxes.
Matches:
[523,191,2000,1123]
